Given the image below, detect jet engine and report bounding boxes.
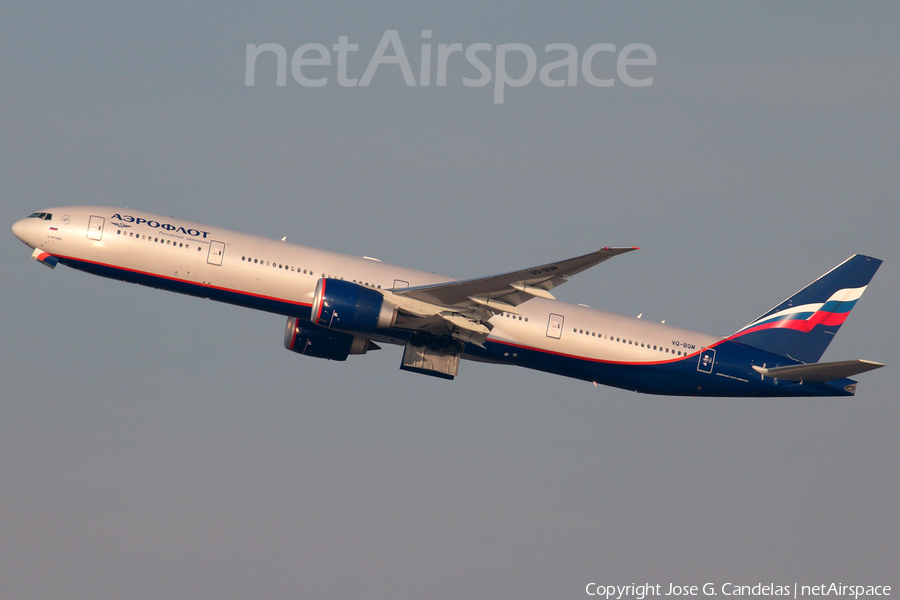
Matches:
[310,278,397,333]
[284,317,378,361]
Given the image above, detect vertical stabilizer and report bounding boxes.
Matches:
[728,254,881,363]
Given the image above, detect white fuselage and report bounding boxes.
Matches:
[13,206,718,371]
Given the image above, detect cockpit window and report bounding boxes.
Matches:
[27,212,52,220]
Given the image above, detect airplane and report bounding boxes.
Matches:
[12,206,884,396]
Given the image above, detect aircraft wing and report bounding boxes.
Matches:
[383,247,638,346]
[392,247,639,311]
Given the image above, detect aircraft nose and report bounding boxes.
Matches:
[12,218,28,242]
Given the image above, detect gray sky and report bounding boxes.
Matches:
[2,3,898,599]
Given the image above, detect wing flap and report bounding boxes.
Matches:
[510,283,556,300]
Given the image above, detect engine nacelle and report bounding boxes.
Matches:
[310,278,397,333]
[284,317,375,361]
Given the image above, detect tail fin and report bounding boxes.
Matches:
[729,254,882,363]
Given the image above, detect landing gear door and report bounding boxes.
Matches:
[546,313,564,339]
[697,348,716,374]
[87,216,104,241]
[207,240,225,266]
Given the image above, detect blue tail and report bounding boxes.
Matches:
[728,254,882,363]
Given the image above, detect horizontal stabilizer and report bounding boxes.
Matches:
[752,359,885,382]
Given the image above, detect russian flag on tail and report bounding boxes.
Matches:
[728,255,882,363]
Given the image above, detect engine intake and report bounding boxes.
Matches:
[311,278,397,333]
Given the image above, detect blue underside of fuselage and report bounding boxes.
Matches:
[59,256,855,397]
[470,341,852,397]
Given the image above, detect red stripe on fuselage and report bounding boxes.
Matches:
[54,254,312,309]
[55,255,706,369]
